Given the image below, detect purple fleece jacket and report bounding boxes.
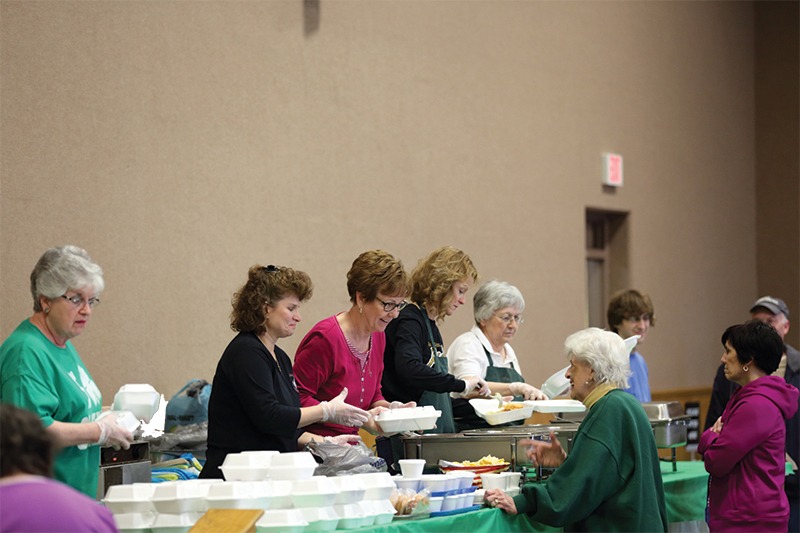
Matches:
[699,375,799,532]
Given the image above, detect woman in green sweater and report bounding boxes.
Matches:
[485,327,668,532]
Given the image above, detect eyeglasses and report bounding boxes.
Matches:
[263,265,281,273]
[495,313,524,324]
[61,294,101,308]
[375,297,408,312]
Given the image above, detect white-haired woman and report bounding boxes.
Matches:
[447,280,546,430]
[484,327,668,532]
[0,246,133,497]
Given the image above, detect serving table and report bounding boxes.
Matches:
[353,461,709,533]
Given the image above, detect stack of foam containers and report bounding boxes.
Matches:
[103,451,399,533]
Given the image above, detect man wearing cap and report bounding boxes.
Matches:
[704,296,799,531]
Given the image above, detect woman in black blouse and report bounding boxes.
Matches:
[200,265,369,479]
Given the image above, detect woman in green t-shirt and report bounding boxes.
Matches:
[0,245,133,497]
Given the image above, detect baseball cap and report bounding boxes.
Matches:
[749,296,790,318]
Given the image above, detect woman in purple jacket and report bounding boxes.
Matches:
[700,320,799,532]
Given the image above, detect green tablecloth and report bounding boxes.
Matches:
[358,461,708,532]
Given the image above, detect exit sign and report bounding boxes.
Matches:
[602,153,623,187]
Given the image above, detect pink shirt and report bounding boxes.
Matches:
[293,315,386,436]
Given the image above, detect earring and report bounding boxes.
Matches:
[743,365,749,372]
[44,308,50,314]
[359,307,363,314]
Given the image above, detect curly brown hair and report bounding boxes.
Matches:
[346,250,411,303]
[411,246,478,321]
[1,403,53,477]
[230,265,313,336]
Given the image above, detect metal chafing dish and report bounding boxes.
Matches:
[641,401,690,471]
[400,423,581,473]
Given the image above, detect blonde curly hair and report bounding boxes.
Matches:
[410,246,478,321]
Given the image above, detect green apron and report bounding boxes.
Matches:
[418,307,456,434]
[454,342,526,431]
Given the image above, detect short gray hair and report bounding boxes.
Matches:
[564,327,630,389]
[30,246,104,312]
[473,280,525,325]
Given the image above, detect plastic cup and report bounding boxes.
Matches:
[398,459,425,478]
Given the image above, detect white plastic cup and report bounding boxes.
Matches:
[398,459,425,478]
[480,473,506,491]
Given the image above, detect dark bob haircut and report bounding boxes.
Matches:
[721,319,784,375]
[0,403,53,478]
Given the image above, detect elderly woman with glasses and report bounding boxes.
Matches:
[484,328,668,532]
[293,250,415,438]
[446,280,546,430]
[0,245,133,497]
[200,264,370,479]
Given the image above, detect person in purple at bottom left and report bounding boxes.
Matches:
[0,403,120,533]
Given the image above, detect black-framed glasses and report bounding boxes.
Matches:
[263,265,281,273]
[61,294,101,308]
[495,313,523,324]
[376,297,408,312]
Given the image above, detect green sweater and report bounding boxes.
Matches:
[513,389,668,532]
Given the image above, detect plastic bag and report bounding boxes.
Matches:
[147,421,208,451]
[165,379,211,432]
[307,441,387,476]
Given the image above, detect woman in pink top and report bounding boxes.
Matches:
[293,250,414,437]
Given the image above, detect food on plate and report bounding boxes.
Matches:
[492,403,524,413]
[452,454,507,467]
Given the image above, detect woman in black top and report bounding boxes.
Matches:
[200,265,370,479]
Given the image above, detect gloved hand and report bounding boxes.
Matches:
[368,406,389,419]
[388,401,416,409]
[320,388,370,427]
[323,434,362,445]
[509,382,548,401]
[463,376,491,396]
[96,415,133,450]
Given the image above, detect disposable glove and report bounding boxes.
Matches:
[96,415,133,450]
[463,376,491,397]
[388,401,416,409]
[509,382,548,401]
[320,388,370,427]
[323,434,362,445]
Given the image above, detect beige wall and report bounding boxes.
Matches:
[1,1,796,402]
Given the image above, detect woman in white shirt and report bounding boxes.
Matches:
[447,280,546,430]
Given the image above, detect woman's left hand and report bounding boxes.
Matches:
[484,488,517,514]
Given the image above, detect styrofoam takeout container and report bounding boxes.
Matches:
[103,483,157,514]
[255,509,308,533]
[469,399,535,425]
[374,406,441,433]
[150,482,210,514]
[331,475,367,504]
[354,472,395,500]
[112,384,161,423]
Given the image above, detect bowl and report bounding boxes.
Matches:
[444,470,475,490]
[392,476,421,492]
[420,474,449,492]
[103,483,157,514]
[398,459,425,478]
[112,384,161,423]
[480,473,507,491]
[255,509,307,533]
[428,496,444,513]
[442,493,459,511]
